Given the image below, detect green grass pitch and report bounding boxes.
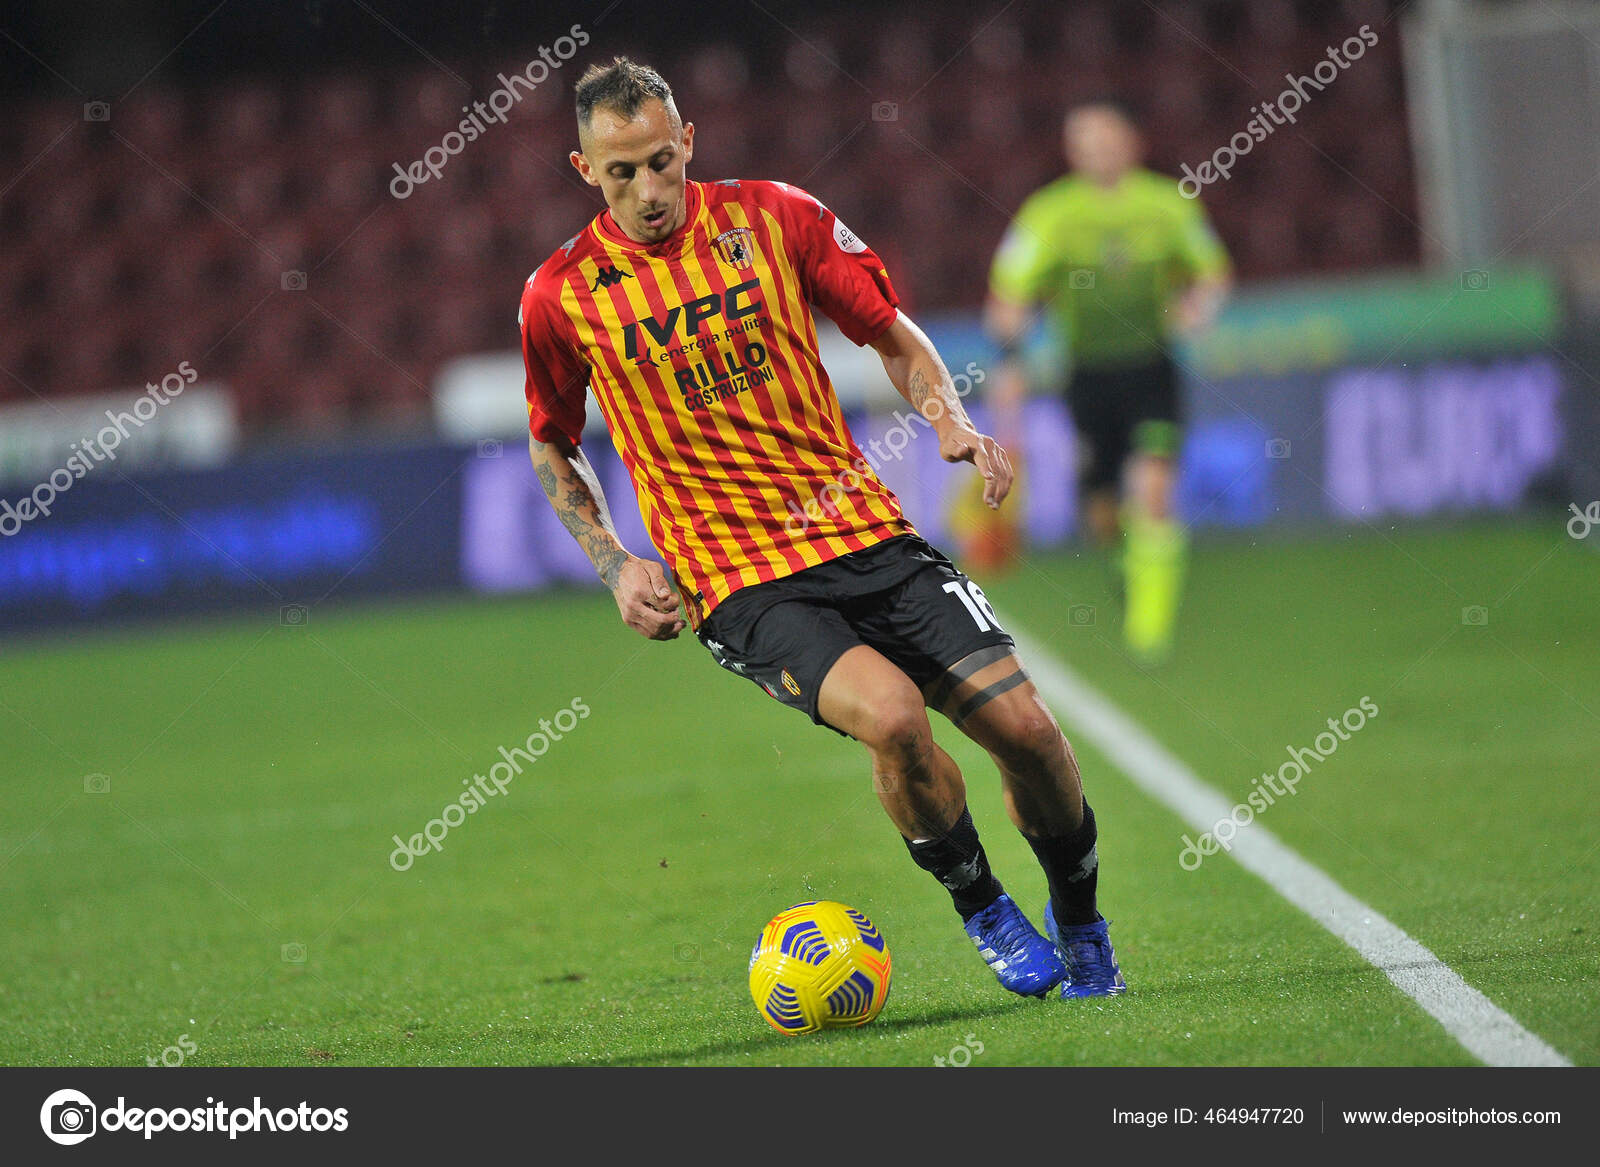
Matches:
[2,519,1595,1066]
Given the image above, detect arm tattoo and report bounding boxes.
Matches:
[907,368,931,410]
[593,545,628,591]
[906,362,969,427]
[530,440,631,589]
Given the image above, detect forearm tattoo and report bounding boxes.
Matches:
[532,440,629,589]
[907,363,968,426]
[907,367,932,410]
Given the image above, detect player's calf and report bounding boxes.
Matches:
[823,648,969,840]
[901,802,1067,999]
[951,668,1104,928]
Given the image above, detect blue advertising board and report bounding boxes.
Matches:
[0,443,466,633]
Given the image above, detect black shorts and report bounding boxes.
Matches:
[1068,355,1182,492]
[697,534,1015,731]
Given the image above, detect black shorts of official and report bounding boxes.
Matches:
[1067,354,1182,493]
[696,534,1016,733]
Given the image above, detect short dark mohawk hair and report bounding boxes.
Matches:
[575,56,675,130]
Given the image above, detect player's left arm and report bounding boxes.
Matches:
[1175,271,1231,334]
[772,181,1008,507]
[1170,193,1233,334]
[870,311,1014,510]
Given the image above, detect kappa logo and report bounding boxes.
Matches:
[713,227,756,270]
[591,264,632,291]
[941,854,982,891]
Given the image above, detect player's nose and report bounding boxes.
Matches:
[637,170,666,206]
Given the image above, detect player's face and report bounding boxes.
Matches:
[1065,108,1140,186]
[571,99,695,244]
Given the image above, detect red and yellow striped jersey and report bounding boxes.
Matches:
[520,178,915,624]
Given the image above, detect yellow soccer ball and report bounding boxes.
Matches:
[748,900,892,1035]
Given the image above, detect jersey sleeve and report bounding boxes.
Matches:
[519,273,590,446]
[1170,191,1231,282]
[988,193,1058,305]
[773,183,900,345]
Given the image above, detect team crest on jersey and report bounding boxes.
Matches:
[712,227,756,270]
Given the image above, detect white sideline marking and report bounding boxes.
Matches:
[1005,620,1572,1068]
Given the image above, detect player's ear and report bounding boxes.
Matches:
[680,121,694,165]
[570,149,599,187]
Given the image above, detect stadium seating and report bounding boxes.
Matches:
[0,0,1419,428]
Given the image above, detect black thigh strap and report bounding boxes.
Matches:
[952,669,1030,727]
[923,643,1015,711]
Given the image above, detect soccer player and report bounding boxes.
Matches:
[520,58,1124,999]
[985,99,1231,662]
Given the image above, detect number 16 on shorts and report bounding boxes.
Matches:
[943,579,1002,632]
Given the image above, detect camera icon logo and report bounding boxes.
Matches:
[871,101,899,122]
[83,102,111,122]
[40,1088,97,1145]
[1068,604,1096,627]
[281,270,308,291]
[674,943,700,963]
[279,603,309,627]
[1460,270,1490,291]
[1265,438,1292,459]
[477,438,504,459]
[1068,269,1096,290]
[83,773,110,794]
[281,942,307,963]
[1461,605,1489,626]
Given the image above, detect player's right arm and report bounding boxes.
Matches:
[981,295,1032,447]
[983,196,1056,444]
[526,434,684,641]
[520,266,684,641]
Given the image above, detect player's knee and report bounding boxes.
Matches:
[860,696,934,765]
[990,704,1065,773]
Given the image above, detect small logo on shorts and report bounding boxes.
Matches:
[781,670,802,697]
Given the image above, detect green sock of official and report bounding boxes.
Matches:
[1122,514,1186,661]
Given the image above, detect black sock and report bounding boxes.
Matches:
[903,806,1005,922]
[1025,799,1100,927]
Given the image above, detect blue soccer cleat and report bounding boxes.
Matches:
[963,894,1068,998]
[1044,903,1127,998]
